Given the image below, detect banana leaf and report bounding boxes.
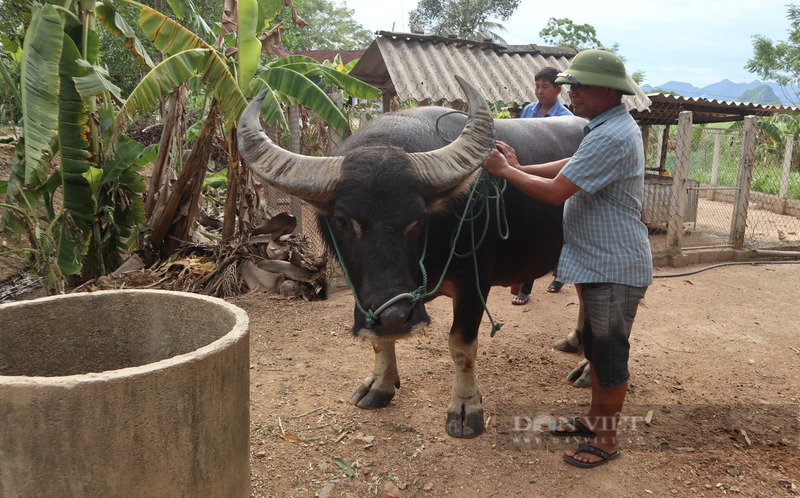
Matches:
[258,67,347,130]
[139,5,207,56]
[73,60,125,101]
[57,33,95,276]
[246,77,287,128]
[277,62,379,99]
[96,2,155,68]
[257,0,283,33]
[135,8,250,129]
[20,5,63,186]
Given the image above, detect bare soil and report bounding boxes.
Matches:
[236,262,800,498]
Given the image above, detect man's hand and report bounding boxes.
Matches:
[482,141,519,178]
[495,141,520,168]
[482,149,510,178]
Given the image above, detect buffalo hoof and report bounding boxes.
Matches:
[349,377,400,409]
[445,406,484,438]
[566,359,591,388]
[554,330,582,353]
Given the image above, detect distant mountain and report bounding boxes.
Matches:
[641,79,800,106]
[737,84,782,105]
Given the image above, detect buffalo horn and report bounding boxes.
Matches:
[408,75,495,195]
[237,91,344,203]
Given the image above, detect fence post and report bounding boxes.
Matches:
[655,127,664,172]
[667,111,692,251]
[779,134,795,215]
[327,93,344,154]
[710,129,722,201]
[729,116,758,249]
[288,105,304,235]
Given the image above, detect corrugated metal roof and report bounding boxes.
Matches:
[632,93,799,125]
[349,31,651,112]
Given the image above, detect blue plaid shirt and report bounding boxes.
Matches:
[557,104,653,287]
[520,99,572,118]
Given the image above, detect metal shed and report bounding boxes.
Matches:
[632,93,799,125]
[349,31,651,113]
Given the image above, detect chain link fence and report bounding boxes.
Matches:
[641,113,800,256]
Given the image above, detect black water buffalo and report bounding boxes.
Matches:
[238,76,586,438]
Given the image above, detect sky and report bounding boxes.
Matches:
[342,0,795,96]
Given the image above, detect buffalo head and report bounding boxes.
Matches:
[238,76,495,340]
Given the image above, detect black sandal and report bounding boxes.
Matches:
[548,417,596,438]
[511,292,530,305]
[563,442,620,468]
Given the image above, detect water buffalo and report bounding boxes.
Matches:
[238,76,586,438]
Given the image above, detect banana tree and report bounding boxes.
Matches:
[115,0,379,256]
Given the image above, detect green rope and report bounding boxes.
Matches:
[325,168,510,336]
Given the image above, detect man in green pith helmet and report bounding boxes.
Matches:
[482,49,652,468]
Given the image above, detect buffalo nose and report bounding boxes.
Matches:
[378,303,412,332]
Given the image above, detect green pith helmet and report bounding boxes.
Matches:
[555,49,636,95]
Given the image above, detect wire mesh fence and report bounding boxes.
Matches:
[641,115,800,255]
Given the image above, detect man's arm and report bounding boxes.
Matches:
[495,141,569,178]
[483,148,580,205]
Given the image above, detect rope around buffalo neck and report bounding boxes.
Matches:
[325,168,509,336]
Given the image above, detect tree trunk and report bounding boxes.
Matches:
[145,84,187,218]
[148,100,220,258]
[221,126,238,241]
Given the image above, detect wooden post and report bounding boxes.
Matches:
[288,105,304,235]
[729,116,758,249]
[779,134,795,215]
[656,125,670,173]
[710,129,722,201]
[667,111,692,252]
[382,91,391,114]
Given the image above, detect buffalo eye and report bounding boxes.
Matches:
[333,216,349,229]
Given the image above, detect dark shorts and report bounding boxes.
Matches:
[580,283,648,389]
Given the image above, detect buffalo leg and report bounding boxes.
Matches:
[446,334,483,438]
[350,340,400,408]
[554,285,585,353]
[554,284,591,388]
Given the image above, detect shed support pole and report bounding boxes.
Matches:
[655,125,670,173]
[729,116,758,249]
[779,134,795,215]
[667,111,692,252]
[710,129,722,201]
[382,91,391,114]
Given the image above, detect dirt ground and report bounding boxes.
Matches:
[234,262,800,498]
